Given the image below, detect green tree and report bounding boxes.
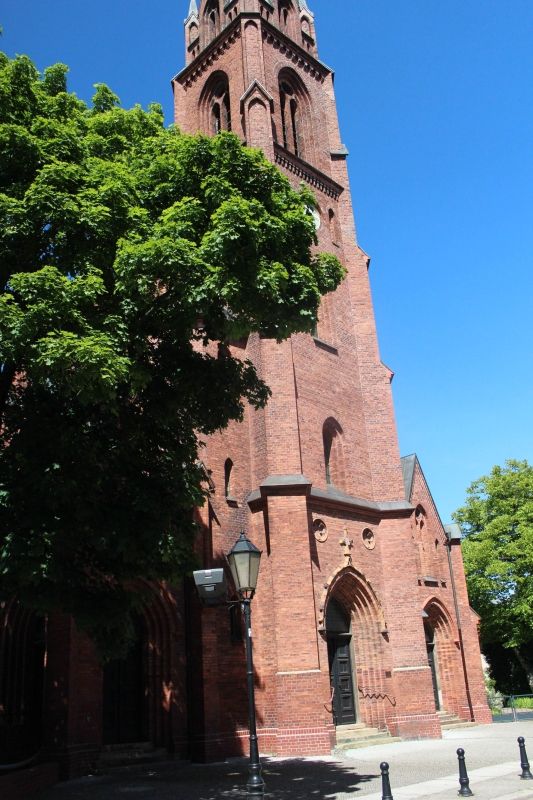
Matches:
[0,53,344,657]
[455,459,533,691]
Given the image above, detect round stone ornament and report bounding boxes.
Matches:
[313,518,328,543]
[362,528,376,550]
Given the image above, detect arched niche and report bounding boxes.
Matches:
[423,599,462,716]
[101,581,184,751]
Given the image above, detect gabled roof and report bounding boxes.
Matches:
[401,453,417,502]
[444,522,462,543]
[401,453,452,537]
[240,79,275,112]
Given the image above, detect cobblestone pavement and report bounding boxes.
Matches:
[35,721,533,800]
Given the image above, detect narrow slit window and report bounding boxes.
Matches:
[290,97,299,157]
[212,102,221,134]
[224,458,233,499]
[322,418,344,488]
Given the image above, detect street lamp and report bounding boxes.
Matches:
[227,532,265,798]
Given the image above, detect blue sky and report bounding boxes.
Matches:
[2,0,532,523]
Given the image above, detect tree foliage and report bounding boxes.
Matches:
[455,459,533,689]
[0,53,344,656]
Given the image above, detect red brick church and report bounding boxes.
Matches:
[0,0,490,788]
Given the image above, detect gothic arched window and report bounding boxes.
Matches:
[200,72,232,136]
[278,0,294,31]
[280,81,300,156]
[323,418,345,488]
[211,81,231,133]
[328,208,341,244]
[278,68,313,160]
[204,0,220,41]
[415,505,426,527]
[224,458,233,499]
[188,22,199,44]
[415,504,437,578]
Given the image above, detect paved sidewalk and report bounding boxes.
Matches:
[340,721,533,798]
[35,721,533,800]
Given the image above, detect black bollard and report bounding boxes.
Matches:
[380,761,394,800]
[457,748,474,797]
[518,737,533,780]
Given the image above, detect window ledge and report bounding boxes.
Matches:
[313,337,338,355]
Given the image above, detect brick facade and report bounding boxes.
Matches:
[0,1,490,789]
[171,0,491,759]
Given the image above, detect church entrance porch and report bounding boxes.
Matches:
[324,567,393,735]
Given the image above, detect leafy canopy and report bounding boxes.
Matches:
[455,460,533,654]
[0,53,344,656]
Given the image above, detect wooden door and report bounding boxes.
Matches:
[328,635,357,725]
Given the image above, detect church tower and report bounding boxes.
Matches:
[0,4,493,786]
[172,0,490,759]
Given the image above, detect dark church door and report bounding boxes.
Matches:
[328,635,357,725]
[0,601,45,765]
[102,626,147,745]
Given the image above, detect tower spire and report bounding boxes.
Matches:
[186,0,198,20]
[298,0,313,14]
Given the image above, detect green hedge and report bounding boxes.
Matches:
[510,697,533,709]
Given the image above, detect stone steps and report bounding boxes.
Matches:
[98,742,168,768]
[438,710,479,730]
[333,724,401,752]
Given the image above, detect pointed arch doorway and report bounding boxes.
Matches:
[326,598,357,725]
[0,599,46,765]
[102,615,147,745]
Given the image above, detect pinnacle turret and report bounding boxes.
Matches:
[186,0,198,21]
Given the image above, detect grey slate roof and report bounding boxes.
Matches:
[400,453,417,502]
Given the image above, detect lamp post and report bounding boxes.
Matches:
[227,532,265,799]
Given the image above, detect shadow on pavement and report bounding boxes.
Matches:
[35,757,378,800]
